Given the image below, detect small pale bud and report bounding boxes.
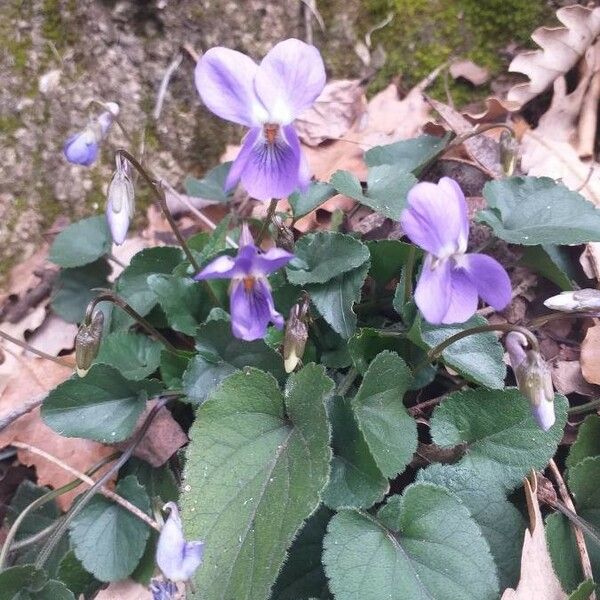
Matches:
[283,298,309,373]
[499,130,518,176]
[506,332,555,431]
[544,289,600,313]
[106,155,135,245]
[75,310,104,377]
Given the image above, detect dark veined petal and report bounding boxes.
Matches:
[254,38,326,124]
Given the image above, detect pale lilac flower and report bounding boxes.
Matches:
[106,154,135,245]
[63,102,119,166]
[194,224,293,341]
[156,502,204,583]
[505,331,555,431]
[400,177,511,324]
[195,39,325,201]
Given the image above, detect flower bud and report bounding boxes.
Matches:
[75,309,104,377]
[63,104,119,166]
[106,154,135,245]
[505,332,555,431]
[544,289,600,313]
[499,130,518,176]
[156,502,204,583]
[283,297,309,373]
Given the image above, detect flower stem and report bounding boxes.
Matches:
[116,149,200,272]
[0,329,72,367]
[85,290,178,353]
[403,246,416,306]
[447,123,515,150]
[528,311,598,329]
[256,199,279,245]
[336,368,358,397]
[35,395,176,569]
[569,397,600,415]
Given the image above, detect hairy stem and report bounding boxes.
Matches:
[256,199,279,245]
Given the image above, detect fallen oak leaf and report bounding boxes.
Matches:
[501,472,567,600]
[450,59,490,86]
[580,323,600,386]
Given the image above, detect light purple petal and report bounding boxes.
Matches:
[239,124,302,201]
[531,398,555,431]
[64,130,99,166]
[251,247,294,275]
[225,127,261,193]
[461,253,512,311]
[441,267,479,324]
[195,48,266,127]
[254,38,326,124]
[414,255,452,324]
[194,254,239,280]
[238,222,254,247]
[106,202,130,245]
[230,278,283,341]
[97,110,116,136]
[400,177,469,258]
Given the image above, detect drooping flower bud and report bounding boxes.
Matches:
[63,103,119,166]
[544,289,600,314]
[283,296,310,373]
[505,331,555,431]
[499,130,518,177]
[106,154,135,245]
[156,502,204,583]
[75,309,104,377]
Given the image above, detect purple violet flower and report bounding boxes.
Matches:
[400,177,512,324]
[195,39,326,201]
[194,224,293,341]
[63,102,119,166]
[156,502,204,583]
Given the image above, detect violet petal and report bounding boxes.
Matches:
[462,253,512,311]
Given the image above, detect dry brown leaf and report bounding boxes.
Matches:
[507,4,600,106]
[580,323,600,385]
[115,400,188,467]
[463,97,520,124]
[501,473,567,600]
[25,313,77,358]
[295,79,365,146]
[450,59,490,86]
[551,360,600,397]
[94,580,152,600]
[0,356,115,510]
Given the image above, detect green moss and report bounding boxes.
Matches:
[361,0,549,100]
[0,1,33,74]
[42,0,78,49]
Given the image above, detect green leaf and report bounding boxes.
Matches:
[322,396,388,510]
[49,216,111,268]
[308,261,369,339]
[113,246,183,328]
[365,133,449,172]
[430,389,568,489]
[95,331,161,380]
[330,167,417,220]
[181,365,333,600]
[287,232,370,285]
[348,327,410,375]
[56,551,100,598]
[546,512,584,593]
[569,580,597,600]
[160,349,193,389]
[566,414,600,471]
[366,240,417,284]
[289,182,337,220]
[42,364,162,443]
[270,506,334,600]
[351,351,417,478]
[478,177,600,245]
[0,566,75,600]
[417,464,524,589]
[120,457,178,503]
[520,245,575,291]
[323,483,499,600]
[412,315,506,389]
[69,475,151,582]
[51,258,111,323]
[147,274,207,335]
[184,162,233,202]
[182,319,285,404]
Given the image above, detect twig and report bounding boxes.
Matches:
[153,53,183,121]
[548,459,595,597]
[577,70,600,159]
[576,165,595,193]
[0,394,44,432]
[10,441,160,532]
[0,329,72,367]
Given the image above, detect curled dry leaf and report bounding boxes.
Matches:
[580,323,600,386]
[551,360,600,397]
[449,59,490,86]
[295,79,365,146]
[94,579,152,600]
[0,356,115,510]
[507,4,600,106]
[501,472,566,600]
[25,313,77,358]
